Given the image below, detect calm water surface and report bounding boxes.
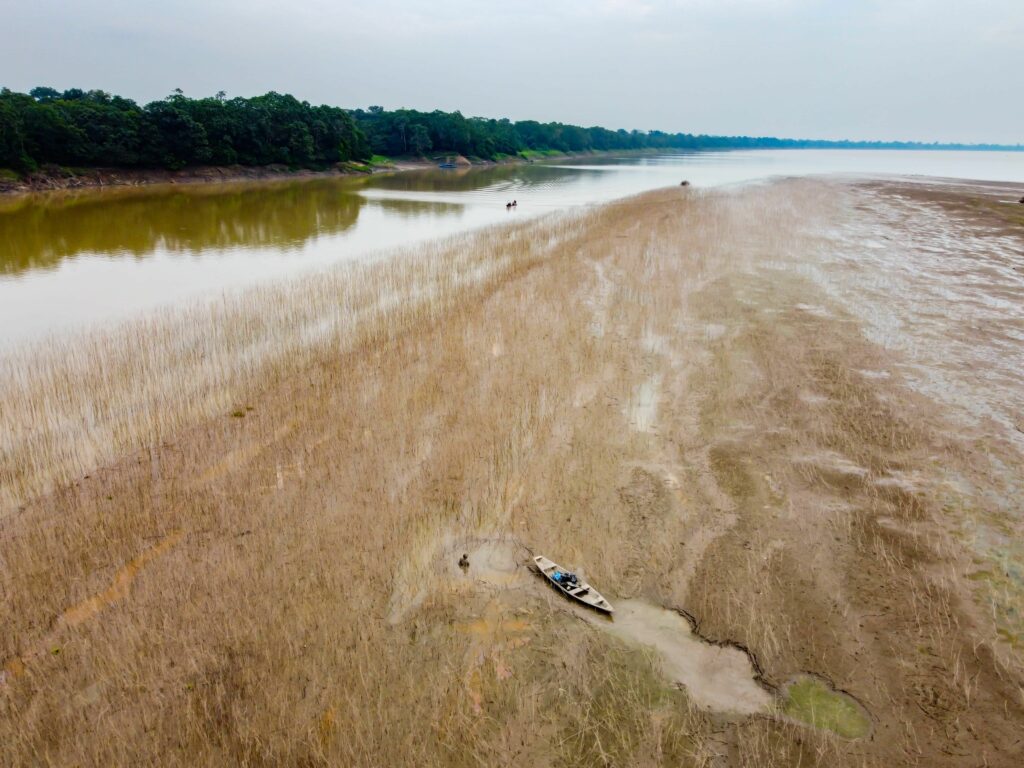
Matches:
[2,149,1023,347]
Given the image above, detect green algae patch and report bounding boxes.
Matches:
[782,676,871,739]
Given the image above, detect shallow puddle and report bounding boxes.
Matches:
[781,675,872,739]
[588,599,772,715]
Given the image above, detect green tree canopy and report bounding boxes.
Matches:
[0,87,371,172]
[1,86,1019,174]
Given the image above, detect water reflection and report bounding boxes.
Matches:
[0,180,370,275]
[367,162,600,194]
[371,196,464,219]
[2,149,1023,347]
[0,164,587,277]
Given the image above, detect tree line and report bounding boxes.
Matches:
[351,107,1020,157]
[1,87,1019,174]
[0,88,370,172]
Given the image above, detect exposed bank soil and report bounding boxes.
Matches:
[2,179,1023,766]
[0,148,656,197]
[0,154,511,195]
[0,161,413,196]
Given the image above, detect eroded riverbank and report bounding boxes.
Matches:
[0,158,440,196]
[2,179,1023,766]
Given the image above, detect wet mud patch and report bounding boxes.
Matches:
[387,531,532,623]
[781,675,872,739]
[585,599,868,741]
[393,538,543,720]
[454,598,534,714]
[585,599,773,716]
[707,444,760,502]
[446,538,531,589]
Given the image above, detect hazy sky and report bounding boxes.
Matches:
[3,0,1022,143]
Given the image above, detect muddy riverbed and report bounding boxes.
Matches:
[2,177,1023,766]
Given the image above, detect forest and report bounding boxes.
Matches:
[0,88,370,172]
[1,87,1018,174]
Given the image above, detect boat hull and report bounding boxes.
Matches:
[532,555,614,613]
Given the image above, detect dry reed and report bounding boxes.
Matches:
[2,179,1022,766]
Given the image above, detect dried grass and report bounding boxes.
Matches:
[2,180,1021,766]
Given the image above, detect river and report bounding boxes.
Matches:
[1,149,1023,348]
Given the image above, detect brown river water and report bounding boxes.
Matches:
[2,149,1023,348]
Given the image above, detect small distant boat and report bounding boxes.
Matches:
[533,555,614,613]
[438,162,457,169]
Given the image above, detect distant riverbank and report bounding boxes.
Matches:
[0,159,434,196]
[0,150,637,197]
[4,88,1019,199]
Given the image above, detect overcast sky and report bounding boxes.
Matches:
[2,0,1021,144]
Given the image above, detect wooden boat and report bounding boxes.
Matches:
[533,555,613,613]
[437,162,457,169]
